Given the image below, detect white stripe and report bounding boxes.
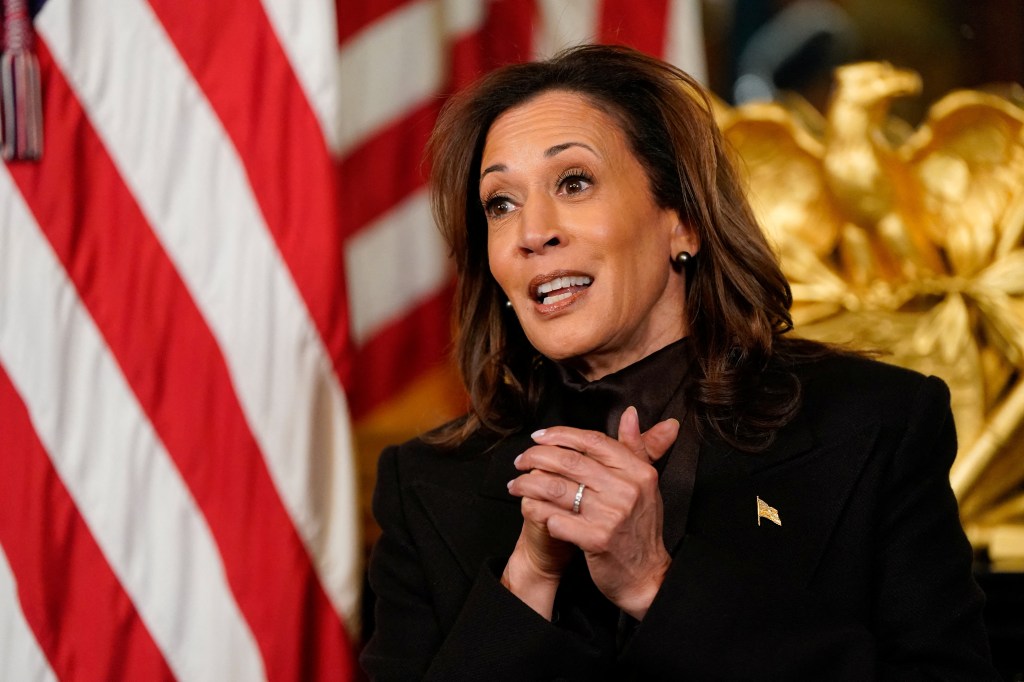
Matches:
[37,0,361,626]
[440,0,487,38]
[338,0,445,157]
[665,0,708,84]
[346,190,452,345]
[0,545,57,682]
[534,0,600,59]
[260,0,343,153]
[0,167,264,681]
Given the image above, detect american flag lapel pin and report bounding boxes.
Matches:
[757,496,781,527]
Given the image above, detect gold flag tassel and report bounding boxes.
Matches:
[1,0,43,161]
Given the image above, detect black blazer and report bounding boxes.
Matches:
[361,354,996,680]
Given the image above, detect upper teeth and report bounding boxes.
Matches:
[536,275,592,296]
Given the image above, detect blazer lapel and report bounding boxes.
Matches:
[658,387,700,555]
[687,411,881,590]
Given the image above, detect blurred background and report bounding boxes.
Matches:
[1,0,1021,680]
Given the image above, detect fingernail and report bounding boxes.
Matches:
[513,454,522,466]
[506,479,514,490]
[531,429,546,439]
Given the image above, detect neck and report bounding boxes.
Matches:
[565,331,688,382]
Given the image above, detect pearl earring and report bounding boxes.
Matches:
[674,251,692,267]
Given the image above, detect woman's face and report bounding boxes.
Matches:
[481,90,698,380]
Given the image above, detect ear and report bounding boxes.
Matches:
[670,215,700,258]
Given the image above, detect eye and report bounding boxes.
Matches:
[557,168,593,196]
[483,194,516,219]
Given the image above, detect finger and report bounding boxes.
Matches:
[616,406,646,461]
[508,469,588,510]
[517,499,594,550]
[530,426,629,467]
[514,444,608,485]
[519,495,569,525]
[640,418,680,462]
[545,511,603,552]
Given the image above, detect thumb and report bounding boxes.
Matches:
[617,406,646,460]
[640,418,680,462]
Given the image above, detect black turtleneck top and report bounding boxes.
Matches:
[543,336,697,438]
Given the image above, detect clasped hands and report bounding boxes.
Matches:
[502,406,680,621]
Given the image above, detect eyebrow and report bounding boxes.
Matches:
[479,141,598,180]
[545,141,597,158]
[480,163,506,180]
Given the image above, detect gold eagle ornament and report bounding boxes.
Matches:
[716,62,1024,562]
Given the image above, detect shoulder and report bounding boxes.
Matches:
[378,418,510,489]
[796,351,943,398]
[385,417,506,461]
[787,350,952,449]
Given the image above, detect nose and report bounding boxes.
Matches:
[517,195,562,256]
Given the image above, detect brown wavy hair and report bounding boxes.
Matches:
[426,44,824,452]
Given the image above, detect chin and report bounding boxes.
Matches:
[523,330,596,365]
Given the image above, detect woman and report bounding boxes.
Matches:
[361,45,995,680]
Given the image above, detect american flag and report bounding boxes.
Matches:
[1,0,358,678]
[0,0,704,679]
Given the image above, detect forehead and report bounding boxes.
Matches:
[481,91,629,161]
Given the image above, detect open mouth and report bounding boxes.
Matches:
[532,274,592,305]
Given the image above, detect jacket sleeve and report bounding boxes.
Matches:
[360,445,607,681]
[869,376,994,680]
[359,446,445,681]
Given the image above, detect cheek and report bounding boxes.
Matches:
[604,231,673,303]
[603,218,670,271]
[486,239,515,295]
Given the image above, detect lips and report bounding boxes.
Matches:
[529,272,593,305]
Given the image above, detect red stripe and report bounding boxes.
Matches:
[448,0,536,88]
[0,366,174,681]
[472,0,537,77]
[337,0,418,46]
[149,0,352,384]
[8,41,352,680]
[599,0,670,57]
[348,283,456,418]
[339,99,440,239]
